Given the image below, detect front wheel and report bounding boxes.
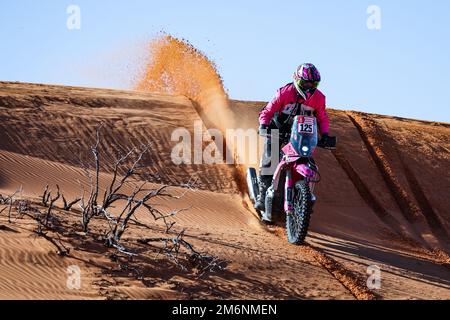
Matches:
[286,181,313,245]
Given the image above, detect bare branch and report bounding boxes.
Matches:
[42,185,49,207]
[138,229,225,276]
[39,232,69,256]
[0,187,22,222]
[44,185,60,226]
[90,123,103,212]
[63,196,81,211]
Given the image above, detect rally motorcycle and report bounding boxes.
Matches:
[247,113,336,245]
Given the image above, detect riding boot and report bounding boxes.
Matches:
[254,175,272,211]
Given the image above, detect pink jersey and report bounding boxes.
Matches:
[259,83,330,134]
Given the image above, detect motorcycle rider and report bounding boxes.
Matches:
[254,63,334,211]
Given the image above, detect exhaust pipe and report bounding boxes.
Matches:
[246,167,259,202]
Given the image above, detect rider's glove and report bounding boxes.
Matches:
[258,124,270,137]
[318,133,337,149]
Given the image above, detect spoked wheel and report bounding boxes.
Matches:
[286,181,313,245]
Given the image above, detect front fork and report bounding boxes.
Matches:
[285,170,294,213]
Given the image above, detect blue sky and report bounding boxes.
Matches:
[0,0,449,122]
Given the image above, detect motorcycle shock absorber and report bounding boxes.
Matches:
[307,160,320,196]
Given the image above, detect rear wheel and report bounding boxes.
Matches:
[286,181,313,244]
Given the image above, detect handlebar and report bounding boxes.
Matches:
[317,136,337,149]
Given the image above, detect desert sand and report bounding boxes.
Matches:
[0,80,449,300]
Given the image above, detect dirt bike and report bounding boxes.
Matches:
[247,114,336,245]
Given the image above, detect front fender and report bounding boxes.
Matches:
[293,162,316,179]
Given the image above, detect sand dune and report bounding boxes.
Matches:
[0,149,353,300]
[0,81,449,299]
[0,81,238,194]
[0,225,100,300]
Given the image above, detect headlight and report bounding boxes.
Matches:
[302,146,309,152]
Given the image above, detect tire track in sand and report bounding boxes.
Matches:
[331,146,419,241]
[347,112,449,254]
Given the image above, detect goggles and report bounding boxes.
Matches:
[297,79,319,90]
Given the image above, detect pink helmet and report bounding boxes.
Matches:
[293,63,321,94]
[294,63,321,82]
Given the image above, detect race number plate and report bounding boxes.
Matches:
[298,116,315,134]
